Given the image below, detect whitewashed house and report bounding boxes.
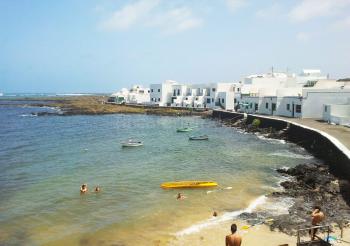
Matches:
[150,81,239,110]
[150,80,177,106]
[109,85,150,104]
[301,80,350,118]
[237,69,331,118]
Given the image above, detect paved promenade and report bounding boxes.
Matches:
[275,117,350,151]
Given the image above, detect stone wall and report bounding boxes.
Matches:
[212,110,350,180]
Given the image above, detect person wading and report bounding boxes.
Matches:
[226,223,242,246]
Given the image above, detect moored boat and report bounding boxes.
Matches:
[189,135,208,140]
[121,140,143,147]
[161,180,218,189]
[176,127,193,132]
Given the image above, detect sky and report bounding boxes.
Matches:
[1,0,350,93]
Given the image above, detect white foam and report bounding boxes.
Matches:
[20,114,37,117]
[175,195,267,236]
[269,150,313,160]
[256,134,286,144]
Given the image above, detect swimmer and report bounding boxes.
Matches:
[80,184,88,194]
[94,186,101,192]
[213,211,218,217]
[176,193,186,200]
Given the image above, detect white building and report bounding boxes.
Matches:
[237,69,334,118]
[296,69,328,87]
[301,80,350,118]
[109,85,150,104]
[150,80,177,106]
[149,81,240,110]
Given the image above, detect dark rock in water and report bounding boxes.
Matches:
[217,116,350,235]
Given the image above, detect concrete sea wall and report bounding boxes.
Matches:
[212,110,350,180]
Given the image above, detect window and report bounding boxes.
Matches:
[265,102,269,109]
[272,103,276,111]
[324,106,327,112]
[173,90,176,96]
[185,97,188,100]
[250,103,252,108]
[222,98,225,103]
[151,89,153,92]
[255,103,258,110]
[177,89,180,95]
[212,98,214,103]
[158,98,160,102]
[234,99,237,103]
[296,105,301,113]
[196,97,198,101]
[212,88,216,92]
[148,90,150,93]
[158,89,160,92]
[286,104,290,111]
[237,88,240,92]
[206,98,211,103]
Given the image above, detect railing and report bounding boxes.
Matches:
[297,225,331,246]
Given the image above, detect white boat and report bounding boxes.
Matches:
[121,140,143,147]
[0,92,3,97]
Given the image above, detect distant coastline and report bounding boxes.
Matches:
[0,95,209,117]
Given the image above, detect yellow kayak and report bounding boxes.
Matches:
[161,181,218,189]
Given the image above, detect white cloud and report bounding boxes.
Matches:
[226,0,247,12]
[99,0,160,31]
[149,7,203,34]
[289,0,350,22]
[99,0,202,34]
[256,3,283,19]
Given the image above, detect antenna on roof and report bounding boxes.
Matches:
[271,66,274,77]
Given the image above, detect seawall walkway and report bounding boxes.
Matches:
[213,109,350,179]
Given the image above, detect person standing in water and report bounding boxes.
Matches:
[176,193,186,200]
[226,223,242,246]
[80,184,88,194]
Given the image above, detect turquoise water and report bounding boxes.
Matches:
[0,102,317,245]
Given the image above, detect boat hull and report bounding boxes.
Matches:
[121,142,143,147]
[161,181,218,189]
[189,135,208,140]
[176,128,193,132]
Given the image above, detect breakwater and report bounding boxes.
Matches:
[212,110,350,180]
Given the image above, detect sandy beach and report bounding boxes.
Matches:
[172,221,350,246]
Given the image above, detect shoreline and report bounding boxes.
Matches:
[0,96,210,117]
[208,110,350,244]
[3,100,350,244]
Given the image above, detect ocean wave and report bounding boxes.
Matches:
[20,114,37,117]
[175,195,267,236]
[259,197,294,216]
[269,150,313,160]
[256,134,286,144]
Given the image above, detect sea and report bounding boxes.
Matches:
[0,95,318,246]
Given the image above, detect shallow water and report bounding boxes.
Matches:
[0,101,317,245]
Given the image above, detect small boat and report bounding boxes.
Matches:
[121,140,143,147]
[189,135,208,140]
[176,127,193,132]
[161,180,218,189]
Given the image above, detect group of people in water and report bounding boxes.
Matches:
[80,183,101,194]
[225,206,325,246]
